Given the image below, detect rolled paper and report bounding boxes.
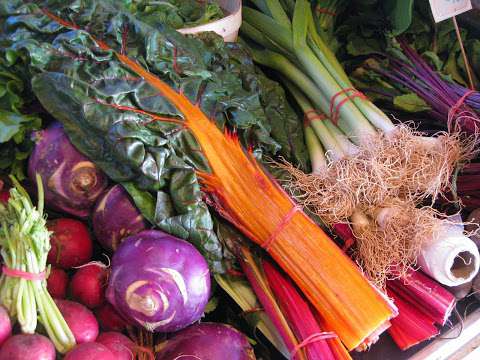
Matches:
[418,223,480,287]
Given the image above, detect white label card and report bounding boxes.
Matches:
[429,0,472,22]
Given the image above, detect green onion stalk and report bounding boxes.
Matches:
[241,0,472,203]
[0,175,76,353]
[276,79,472,288]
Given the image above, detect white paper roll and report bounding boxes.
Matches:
[418,223,480,287]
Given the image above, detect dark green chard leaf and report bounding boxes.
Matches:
[1,0,306,272]
[469,39,480,80]
[383,0,414,36]
[31,71,225,272]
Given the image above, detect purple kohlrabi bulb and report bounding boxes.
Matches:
[106,230,210,333]
[156,323,256,360]
[28,122,108,218]
[93,185,147,252]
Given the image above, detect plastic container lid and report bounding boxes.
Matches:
[177,0,242,42]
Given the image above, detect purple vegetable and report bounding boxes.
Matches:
[28,122,108,218]
[0,306,12,347]
[0,334,55,360]
[156,323,256,360]
[106,230,210,332]
[92,185,147,252]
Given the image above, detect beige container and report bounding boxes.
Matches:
[177,0,242,42]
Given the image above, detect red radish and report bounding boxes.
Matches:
[0,306,12,347]
[70,263,108,308]
[0,190,9,203]
[55,299,99,343]
[64,342,115,360]
[46,267,69,299]
[0,334,55,360]
[97,332,155,360]
[97,332,135,360]
[0,180,8,203]
[95,303,128,332]
[47,218,93,269]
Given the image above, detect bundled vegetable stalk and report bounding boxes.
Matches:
[334,225,458,350]
[354,41,480,210]
[241,0,479,287]
[457,163,480,210]
[0,175,76,353]
[239,245,352,358]
[386,269,456,350]
[238,246,305,359]
[215,273,290,358]
[362,40,480,134]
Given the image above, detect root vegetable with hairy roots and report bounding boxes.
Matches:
[274,83,479,287]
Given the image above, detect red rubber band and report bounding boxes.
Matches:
[329,88,355,117]
[263,205,302,251]
[329,88,367,125]
[2,266,46,281]
[315,6,336,16]
[290,332,338,358]
[303,110,327,127]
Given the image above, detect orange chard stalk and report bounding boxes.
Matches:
[43,10,396,350]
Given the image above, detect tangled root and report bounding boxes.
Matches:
[277,125,476,225]
[276,160,357,224]
[352,200,449,287]
[274,124,476,286]
[360,125,477,202]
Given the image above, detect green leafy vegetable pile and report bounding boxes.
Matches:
[0,50,42,180]
[0,0,307,273]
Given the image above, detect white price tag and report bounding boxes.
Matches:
[429,0,472,22]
